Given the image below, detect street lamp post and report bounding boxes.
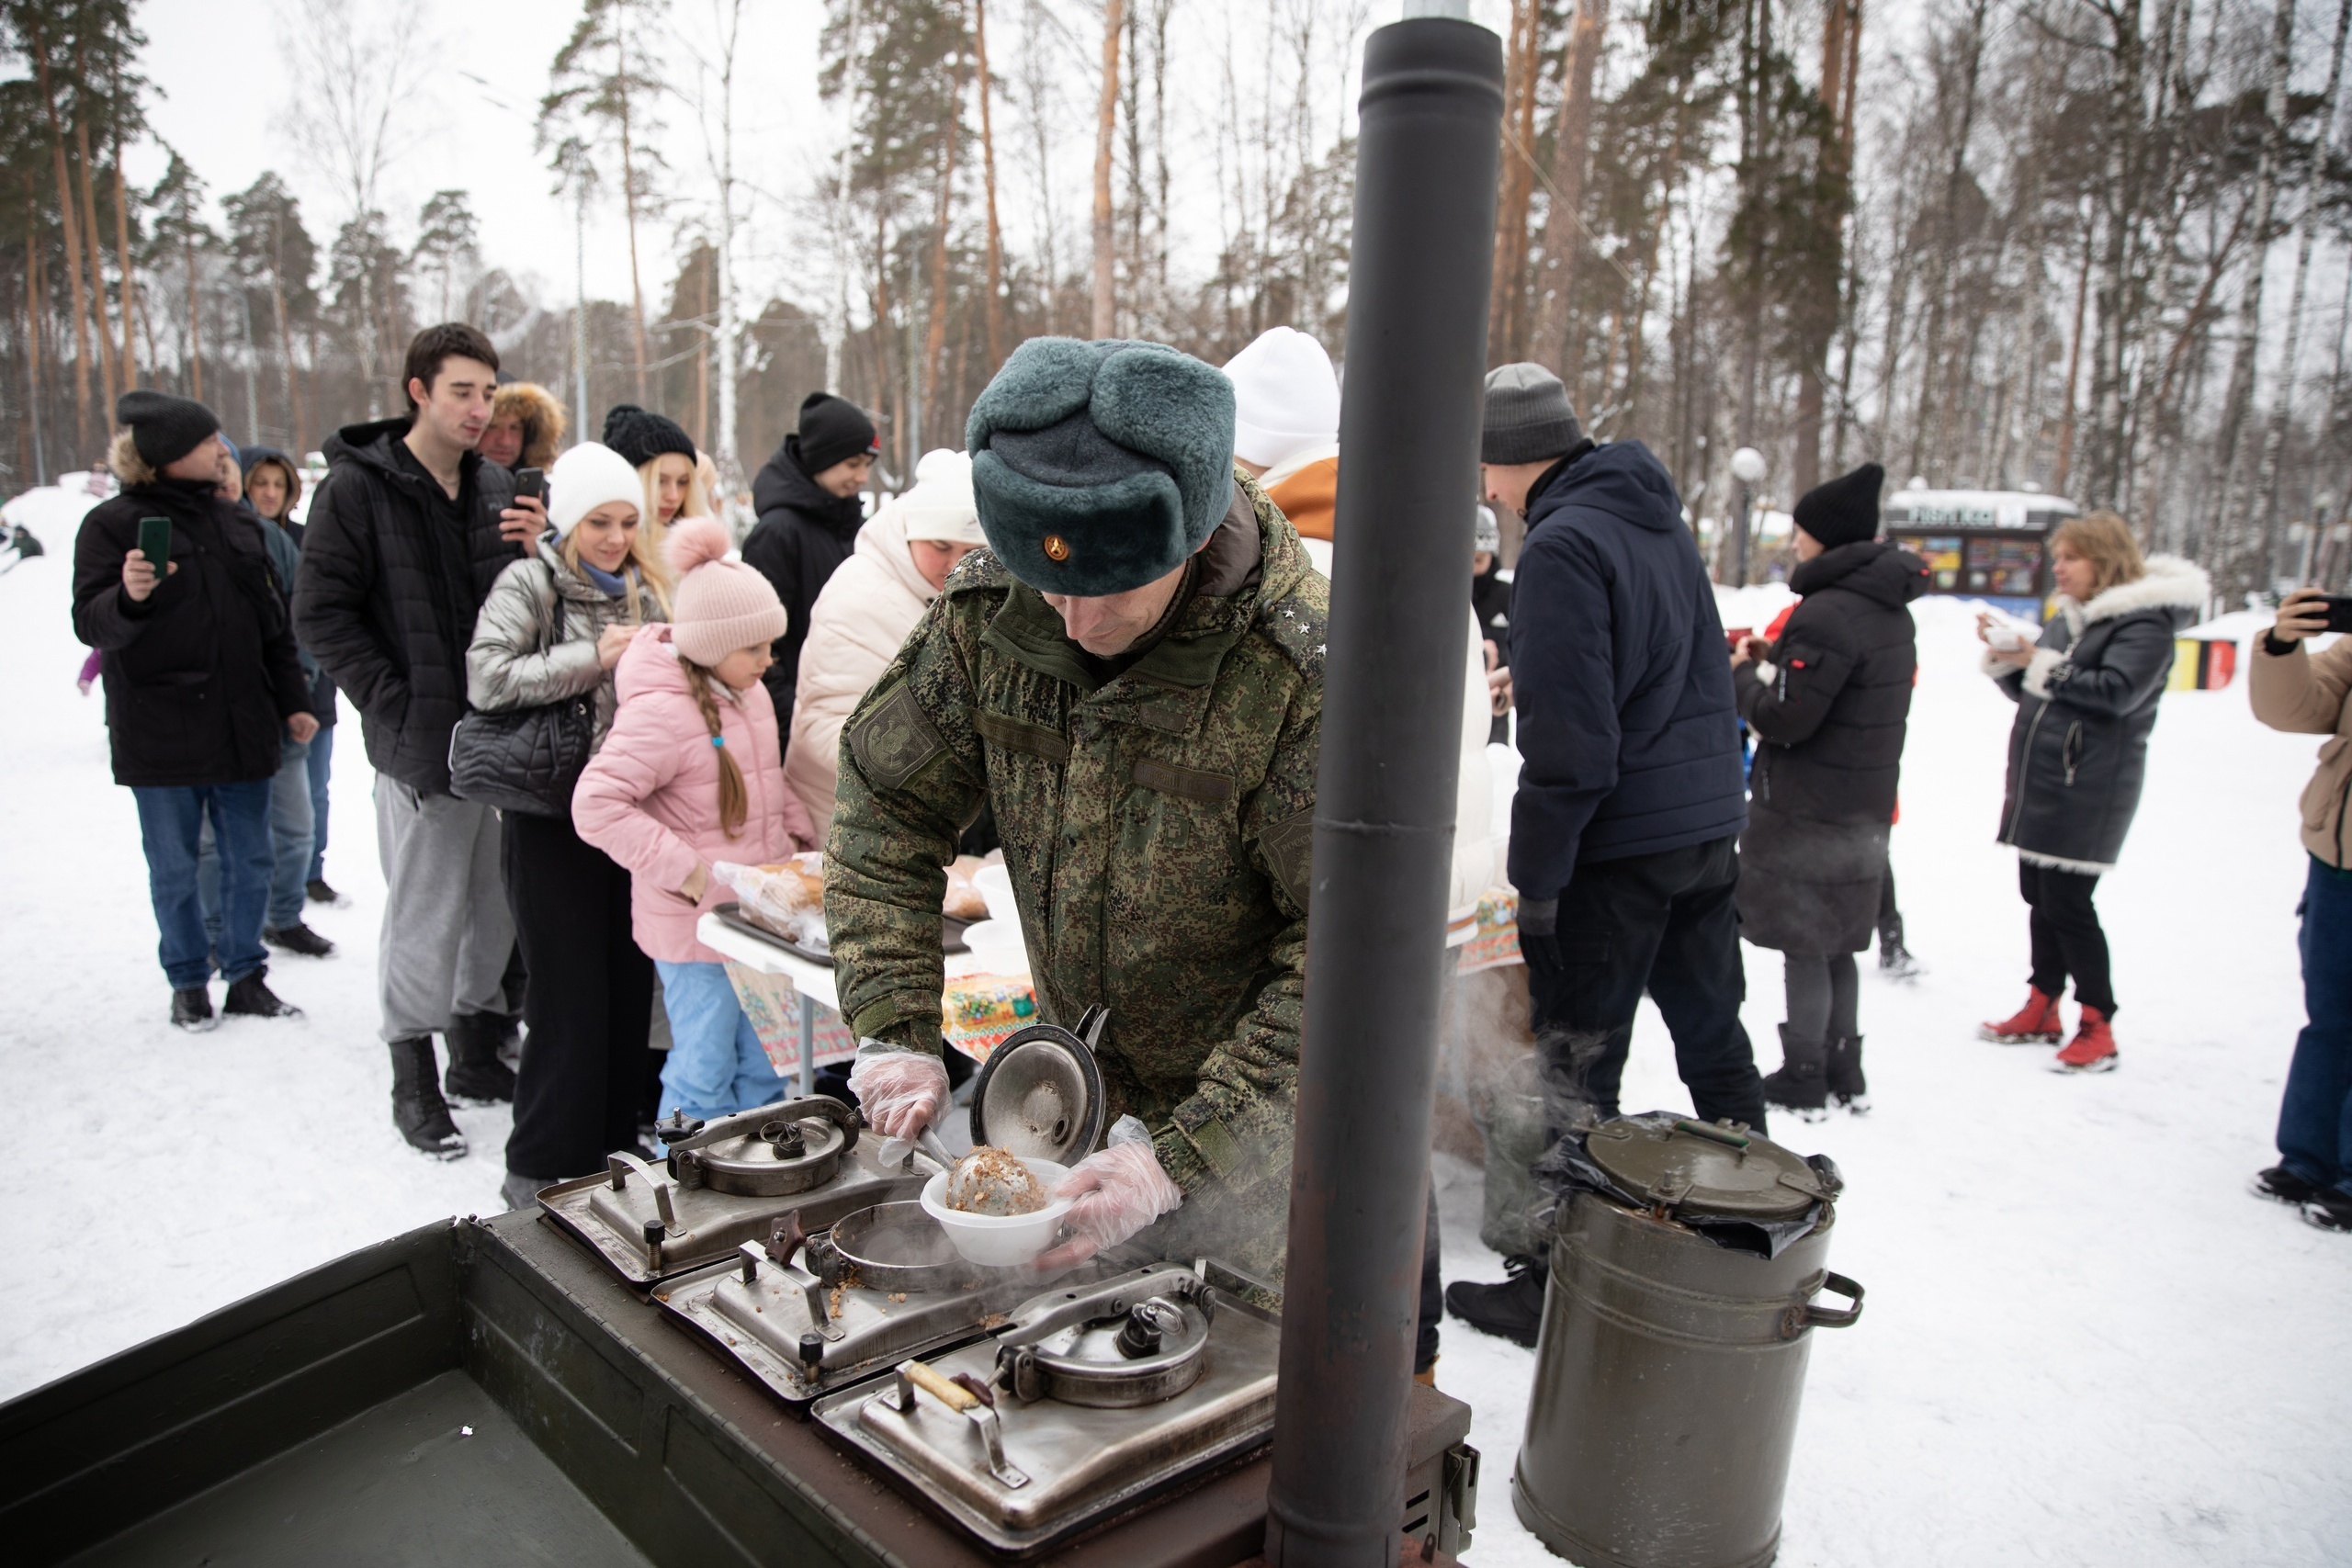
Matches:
[1731,446,1767,587]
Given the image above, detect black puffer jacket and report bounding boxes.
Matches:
[1733,540,1927,953]
[72,478,312,788]
[292,418,519,795]
[1736,541,1928,821]
[741,434,865,722]
[1991,554,2209,872]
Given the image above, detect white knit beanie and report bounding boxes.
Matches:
[1224,326,1340,469]
[547,442,646,538]
[897,448,984,543]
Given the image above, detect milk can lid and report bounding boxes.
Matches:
[1585,1115,1829,1221]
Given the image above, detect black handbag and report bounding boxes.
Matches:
[448,571,597,818]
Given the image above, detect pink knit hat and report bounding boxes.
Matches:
[665,516,789,665]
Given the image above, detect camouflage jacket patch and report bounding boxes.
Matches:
[848,680,947,789]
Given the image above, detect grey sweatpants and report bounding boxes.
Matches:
[374,780,515,1043]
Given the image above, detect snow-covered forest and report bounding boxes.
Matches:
[6,0,2352,598]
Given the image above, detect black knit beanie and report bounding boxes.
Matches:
[795,391,879,477]
[600,403,696,469]
[1792,462,1885,550]
[118,389,221,469]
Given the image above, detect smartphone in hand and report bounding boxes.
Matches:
[138,515,172,567]
[513,467,545,502]
[2322,594,2352,635]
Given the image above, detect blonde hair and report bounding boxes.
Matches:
[107,431,155,487]
[490,382,567,469]
[2050,511,2145,598]
[558,520,676,618]
[681,658,748,837]
[638,452,711,535]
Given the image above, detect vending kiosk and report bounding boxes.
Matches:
[1883,488,2077,624]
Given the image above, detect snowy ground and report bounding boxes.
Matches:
[2,544,2347,1565]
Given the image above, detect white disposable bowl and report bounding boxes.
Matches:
[972,863,1021,926]
[920,1156,1073,1267]
[960,919,1030,976]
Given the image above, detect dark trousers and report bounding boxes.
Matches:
[1877,853,1901,942]
[503,810,656,1180]
[1522,834,1767,1134]
[2279,856,2352,1194]
[133,782,273,990]
[2018,860,2114,1015]
[1785,952,1859,1043]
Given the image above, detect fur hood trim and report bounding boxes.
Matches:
[2057,553,2209,627]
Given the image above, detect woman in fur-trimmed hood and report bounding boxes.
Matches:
[1976,512,2209,1072]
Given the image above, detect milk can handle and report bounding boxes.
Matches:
[1803,1271,1864,1329]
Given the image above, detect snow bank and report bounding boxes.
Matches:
[2,481,107,539]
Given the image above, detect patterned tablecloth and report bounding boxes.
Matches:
[725,962,1043,1076]
[1455,887,1523,974]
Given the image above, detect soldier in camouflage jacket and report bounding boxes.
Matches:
[825,339,1325,1285]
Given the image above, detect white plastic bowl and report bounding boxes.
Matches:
[960,919,1030,976]
[920,1156,1073,1267]
[972,863,1021,926]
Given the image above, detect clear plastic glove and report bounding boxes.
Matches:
[1035,1131,1182,1269]
[847,1044,948,1141]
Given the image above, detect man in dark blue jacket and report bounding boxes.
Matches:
[1446,364,1764,1346]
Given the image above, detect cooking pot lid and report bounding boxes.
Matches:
[1586,1115,1826,1221]
[969,1008,1108,1164]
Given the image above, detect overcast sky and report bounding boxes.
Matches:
[129,0,831,313]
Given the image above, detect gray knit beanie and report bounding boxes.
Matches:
[1480,363,1582,466]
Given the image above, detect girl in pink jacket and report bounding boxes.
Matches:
[574,518,818,1122]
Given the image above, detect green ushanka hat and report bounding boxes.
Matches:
[966,337,1236,597]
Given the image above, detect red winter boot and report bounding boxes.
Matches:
[1978,987,2063,1044]
[2052,1007,2119,1073]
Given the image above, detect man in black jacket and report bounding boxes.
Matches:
[293,324,543,1160]
[740,391,878,724]
[74,392,318,1032]
[1445,364,1762,1347]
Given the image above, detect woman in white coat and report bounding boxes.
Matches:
[785,448,984,836]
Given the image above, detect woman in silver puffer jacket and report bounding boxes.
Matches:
[467,441,673,1210]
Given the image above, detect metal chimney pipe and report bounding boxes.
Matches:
[1262,16,1501,1567]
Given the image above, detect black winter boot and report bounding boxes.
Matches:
[1761,1023,1830,1122]
[444,1012,519,1106]
[1826,1034,1870,1113]
[222,968,302,1019]
[1443,1254,1548,1349]
[391,1037,468,1159]
[170,987,216,1032]
[264,921,336,958]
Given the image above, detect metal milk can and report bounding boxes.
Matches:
[1511,1115,1862,1568]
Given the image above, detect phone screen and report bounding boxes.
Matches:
[138,515,172,568]
[2323,595,2352,636]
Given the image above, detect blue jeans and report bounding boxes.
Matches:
[306,723,334,884]
[134,781,273,989]
[2278,855,2352,1194]
[198,737,315,932]
[655,959,787,1122]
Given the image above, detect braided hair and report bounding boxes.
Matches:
[681,656,748,838]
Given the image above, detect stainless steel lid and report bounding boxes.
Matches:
[660,1096,860,1198]
[969,1008,1108,1164]
[1585,1115,1828,1222]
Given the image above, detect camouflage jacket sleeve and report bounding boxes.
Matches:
[823,592,990,1052]
[1154,668,1321,1200]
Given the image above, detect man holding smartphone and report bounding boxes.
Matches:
[73,390,319,1032]
[2248,587,2352,1233]
[294,323,548,1162]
